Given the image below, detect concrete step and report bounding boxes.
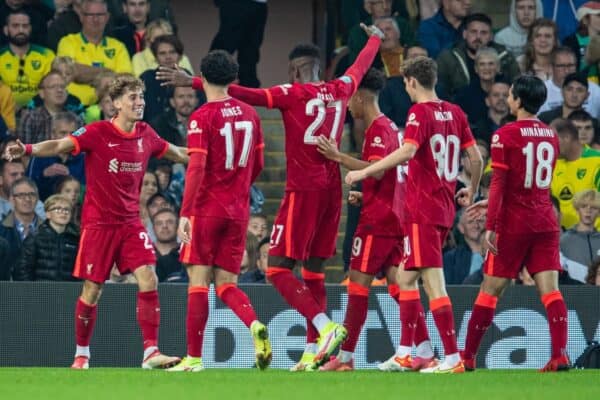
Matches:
[256,107,282,120]
[264,151,287,167]
[259,166,286,182]
[254,181,285,198]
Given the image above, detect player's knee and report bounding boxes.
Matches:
[136,267,158,291]
[81,280,103,305]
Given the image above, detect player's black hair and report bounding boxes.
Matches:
[288,44,321,61]
[358,68,386,94]
[510,75,547,115]
[200,50,238,86]
[463,13,493,29]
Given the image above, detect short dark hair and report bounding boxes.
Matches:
[288,44,320,61]
[551,118,579,140]
[587,258,600,285]
[402,56,437,90]
[550,46,576,65]
[510,75,547,114]
[146,192,173,209]
[463,13,493,29]
[562,72,588,89]
[0,158,23,175]
[200,50,238,86]
[150,34,184,58]
[108,74,145,100]
[5,10,30,27]
[358,68,386,94]
[568,109,593,123]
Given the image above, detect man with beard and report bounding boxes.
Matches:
[0,10,55,109]
[0,0,52,47]
[471,81,511,144]
[436,13,520,98]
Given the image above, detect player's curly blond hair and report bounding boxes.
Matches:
[108,74,145,101]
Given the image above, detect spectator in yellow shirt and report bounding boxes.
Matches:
[0,81,16,133]
[0,10,55,109]
[57,0,132,106]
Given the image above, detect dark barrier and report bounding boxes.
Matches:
[1,283,599,369]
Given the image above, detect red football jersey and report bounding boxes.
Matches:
[185,97,264,220]
[263,78,354,190]
[359,114,404,236]
[403,100,475,227]
[68,120,168,228]
[488,119,560,234]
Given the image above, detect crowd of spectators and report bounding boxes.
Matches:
[0,0,598,287]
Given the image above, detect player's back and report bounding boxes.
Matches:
[189,97,264,220]
[491,119,560,234]
[268,79,354,191]
[403,100,475,227]
[360,114,404,236]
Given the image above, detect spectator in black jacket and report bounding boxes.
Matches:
[239,236,269,284]
[443,210,485,284]
[13,194,79,281]
[152,208,186,282]
[0,236,9,280]
[149,86,200,146]
[109,0,151,57]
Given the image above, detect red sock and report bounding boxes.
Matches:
[464,291,498,360]
[341,281,369,352]
[542,290,568,359]
[187,286,209,357]
[266,267,322,320]
[430,296,458,356]
[399,290,420,347]
[137,290,160,350]
[217,283,258,328]
[413,301,431,346]
[387,284,400,305]
[303,268,326,344]
[75,298,97,347]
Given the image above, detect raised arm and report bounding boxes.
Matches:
[342,24,383,91]
[3,137,75,161]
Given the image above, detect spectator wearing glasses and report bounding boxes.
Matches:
[0,158,45,218]
[57,0,133,106]
[0,10,55,110]
[0,177,44,279]
[538,47,600,118]
[13,194,79,281]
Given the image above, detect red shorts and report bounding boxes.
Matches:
[403,223,449,270]
[179,216,246,274]
[73,223,156,283]
[349,230,403,276]
[269,189,341,261]
[484,231,561,279]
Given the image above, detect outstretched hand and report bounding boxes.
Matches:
[466,199,488,220]
[3,139,26,161]
[455,187,474,208]
[360,23,384,40]
[156,64,194,87]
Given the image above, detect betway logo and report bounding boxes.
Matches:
[108,158,119,173]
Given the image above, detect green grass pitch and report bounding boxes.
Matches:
[1,369,598,400]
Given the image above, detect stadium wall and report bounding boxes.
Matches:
[1,283,598,369]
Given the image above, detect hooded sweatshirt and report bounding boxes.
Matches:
[495,0,544,58]
[560,227,600,281]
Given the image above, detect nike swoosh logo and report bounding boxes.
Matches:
[108,143,119,147]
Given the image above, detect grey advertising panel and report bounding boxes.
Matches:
[0,283,598,369]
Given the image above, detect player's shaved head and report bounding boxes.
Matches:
[288,44,320,61]
[200,50,238,86]
[288,44,321,84]
[358,68,386,94]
